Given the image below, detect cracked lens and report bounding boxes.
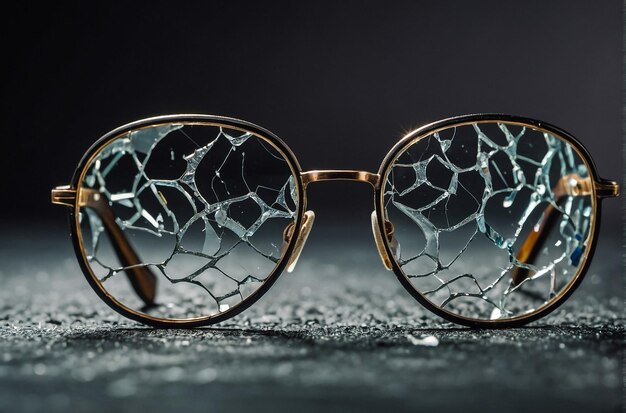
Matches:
[384,122,593,321]
[78,123,298,320]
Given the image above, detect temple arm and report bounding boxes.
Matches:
[52,186,157,306]
[510,174,590,285]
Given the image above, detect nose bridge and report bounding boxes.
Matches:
[300,170,380,187]
[288,169,393,273]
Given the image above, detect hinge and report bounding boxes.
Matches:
[51,185,77,207]
[595,180,620,199]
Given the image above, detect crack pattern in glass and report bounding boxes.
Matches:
[383,122,593,321]
[78,124,298,320]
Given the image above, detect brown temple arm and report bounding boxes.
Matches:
[510,174,591,285]
[79,188,157,306]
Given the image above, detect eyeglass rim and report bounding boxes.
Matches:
[63,113,614,328]
[67,114,307,328]
[374,113,606,328]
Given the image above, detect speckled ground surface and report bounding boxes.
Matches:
[0,222,623,413]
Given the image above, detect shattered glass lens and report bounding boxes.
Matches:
[383,121,594,322]
[77,123,299,321]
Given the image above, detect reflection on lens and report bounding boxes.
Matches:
[383,121,594,322]
[78,123,298,321]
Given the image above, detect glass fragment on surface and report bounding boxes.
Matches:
[384,122,593,321]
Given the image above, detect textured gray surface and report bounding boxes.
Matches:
[0,222,623,413]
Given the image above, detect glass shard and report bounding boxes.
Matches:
[384,122,593,320]
[79,124,298,320]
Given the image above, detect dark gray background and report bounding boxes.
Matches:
[0,2,623,413]
[2,1,622,229]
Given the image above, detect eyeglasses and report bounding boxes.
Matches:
[51,114,619,328]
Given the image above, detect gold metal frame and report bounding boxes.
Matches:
[301,170,380,187]
[52,114,620,328]
[54,115,307,328]
[375,115,619,328]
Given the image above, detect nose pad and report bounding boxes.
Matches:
[371,211,399,270]
[282,211,315,273]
